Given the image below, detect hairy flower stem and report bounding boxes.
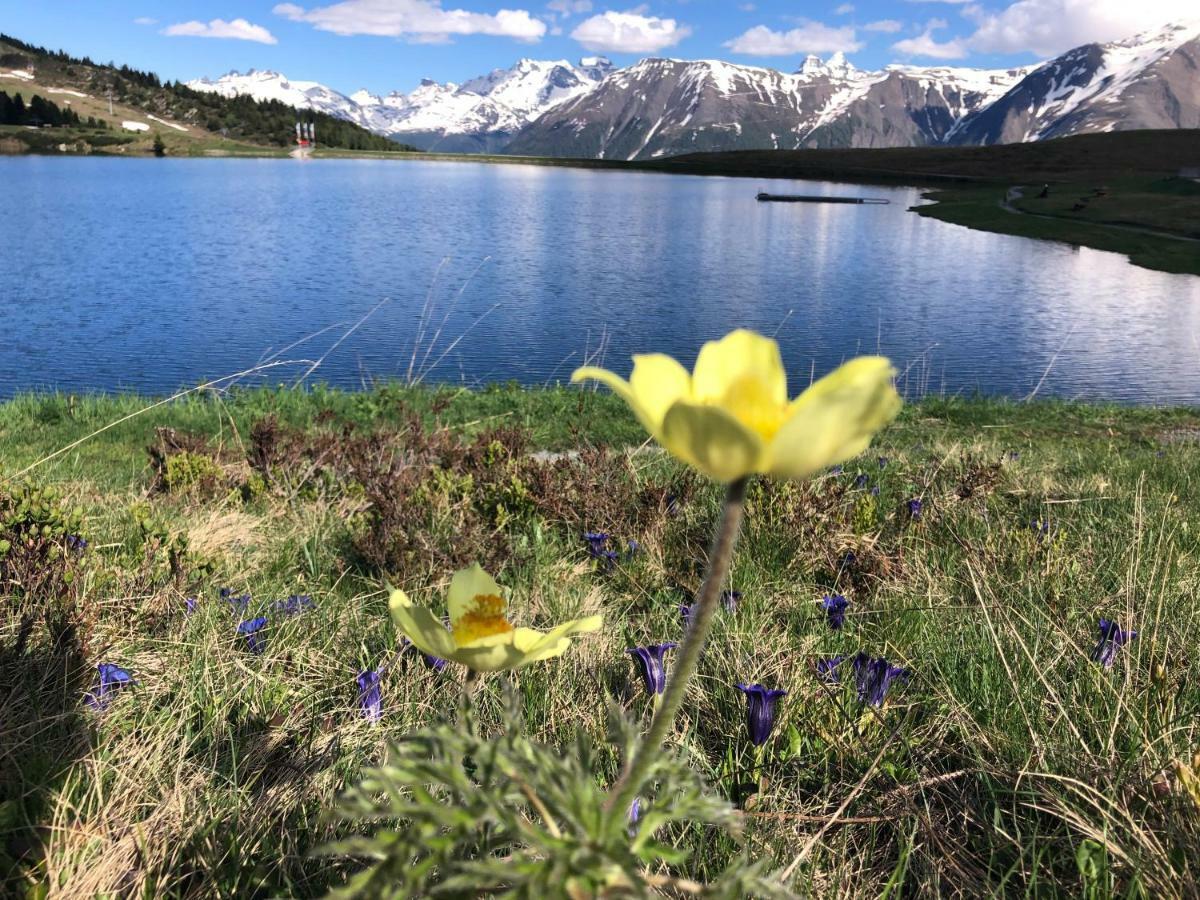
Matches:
[605,477,749,820]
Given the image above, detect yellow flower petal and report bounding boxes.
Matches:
[447,563,506,625]
[628,354,691,433]
[767,356,901,479]
[389,588,456,658]
[691,330,787,409]
[572,365,662,438]
[660,401,766,482]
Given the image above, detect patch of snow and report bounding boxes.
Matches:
[2,69,34,81]
[47,87,88,98]
[147,114,188,133]
[121,121,150,133]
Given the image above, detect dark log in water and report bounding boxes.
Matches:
[756,192,891,205]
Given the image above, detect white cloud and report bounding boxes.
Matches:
[274,0,547,43]
[892,26,967,58]
[835,3,855,14]
[967,0,1196,56]
[725,21,864,56]
[864,19,903,32]
[570,11,691,53]
[547,0,592,16]
[162,18,278,44]
[132,16,158,26]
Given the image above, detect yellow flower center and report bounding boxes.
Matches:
[711,374,788,442]
[452,593,514,646]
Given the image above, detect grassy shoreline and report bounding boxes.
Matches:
[3,385,1200,895]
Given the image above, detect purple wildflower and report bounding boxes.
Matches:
[272,594,314,617]
[816,655,845,682]
[736,683,787,747]
[853,474,870,489]
[238,616,268,654]
[185,597,198,615]
[220,588,250,612]
[721,590,741,613]
[870,486,881,497]
[907,498,923,520]
[627,643,677,696]
[627,540,640,556]
[877,456,890,469]
[628,797,642,837]
[66,534,87,552]
[853,653,910,707]
[85,663,134,710]
[356,670,382,723]
[830,465,844,475]
[599,549,620,571]
[423,653,447,672]
[680,603,694,629]
[1090,619,1137,669]
[821,594,849,631]
[583,532,610,558]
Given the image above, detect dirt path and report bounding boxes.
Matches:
[999,185,1200,244]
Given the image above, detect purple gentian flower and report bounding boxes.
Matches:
[680,604,694,629]
[1008,451,1020,461]
[877,456,890,469]
[221,588,250,612]
[721,590,741,613]
[1090,619,1137,669]
[816,655,845,682]
[830,465,844,475]
[66,534,87,552]
[238,616,268,654]
[853,474,869,489]
[821,594,849,631]
[85,662,135,710]
[628,643,677,696]
[185,597,198,615]
[907,499,923,520]
[599,549,620,571]
[870,486,881,497]
[628,796,642,837]
[403,628,449,672]
[853,653,910,707]
[1031,519,1051,540]
[842,551,857,568]
[583,532,610,558]
[272,594,314,617]
[736,683,787,747]
[356,670,382,723]
[627,540,640,556]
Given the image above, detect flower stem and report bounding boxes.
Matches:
[605,477,749,820]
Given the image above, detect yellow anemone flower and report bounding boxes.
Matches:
[572,329,901,482]
[389,563,602,673]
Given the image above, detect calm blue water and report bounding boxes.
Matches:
[3,156,1199,403]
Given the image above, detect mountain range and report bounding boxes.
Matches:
[187,20,1200,159]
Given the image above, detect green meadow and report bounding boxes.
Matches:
[2,385,1199,897]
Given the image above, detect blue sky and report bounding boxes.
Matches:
[1,1,1193,94]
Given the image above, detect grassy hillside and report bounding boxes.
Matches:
[639,130,1200,184]
[0,33,412,155]
[2,385,1199,896]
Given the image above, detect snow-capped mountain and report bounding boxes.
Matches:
[187,21,1200,158]
[950,21,1200,144]
[186,57,612,152]
[512,20,1200,159]
[506,56,1030,159]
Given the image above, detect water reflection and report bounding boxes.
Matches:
[1,156,1197,402]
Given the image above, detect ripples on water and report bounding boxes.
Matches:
[2,156,1198,403]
